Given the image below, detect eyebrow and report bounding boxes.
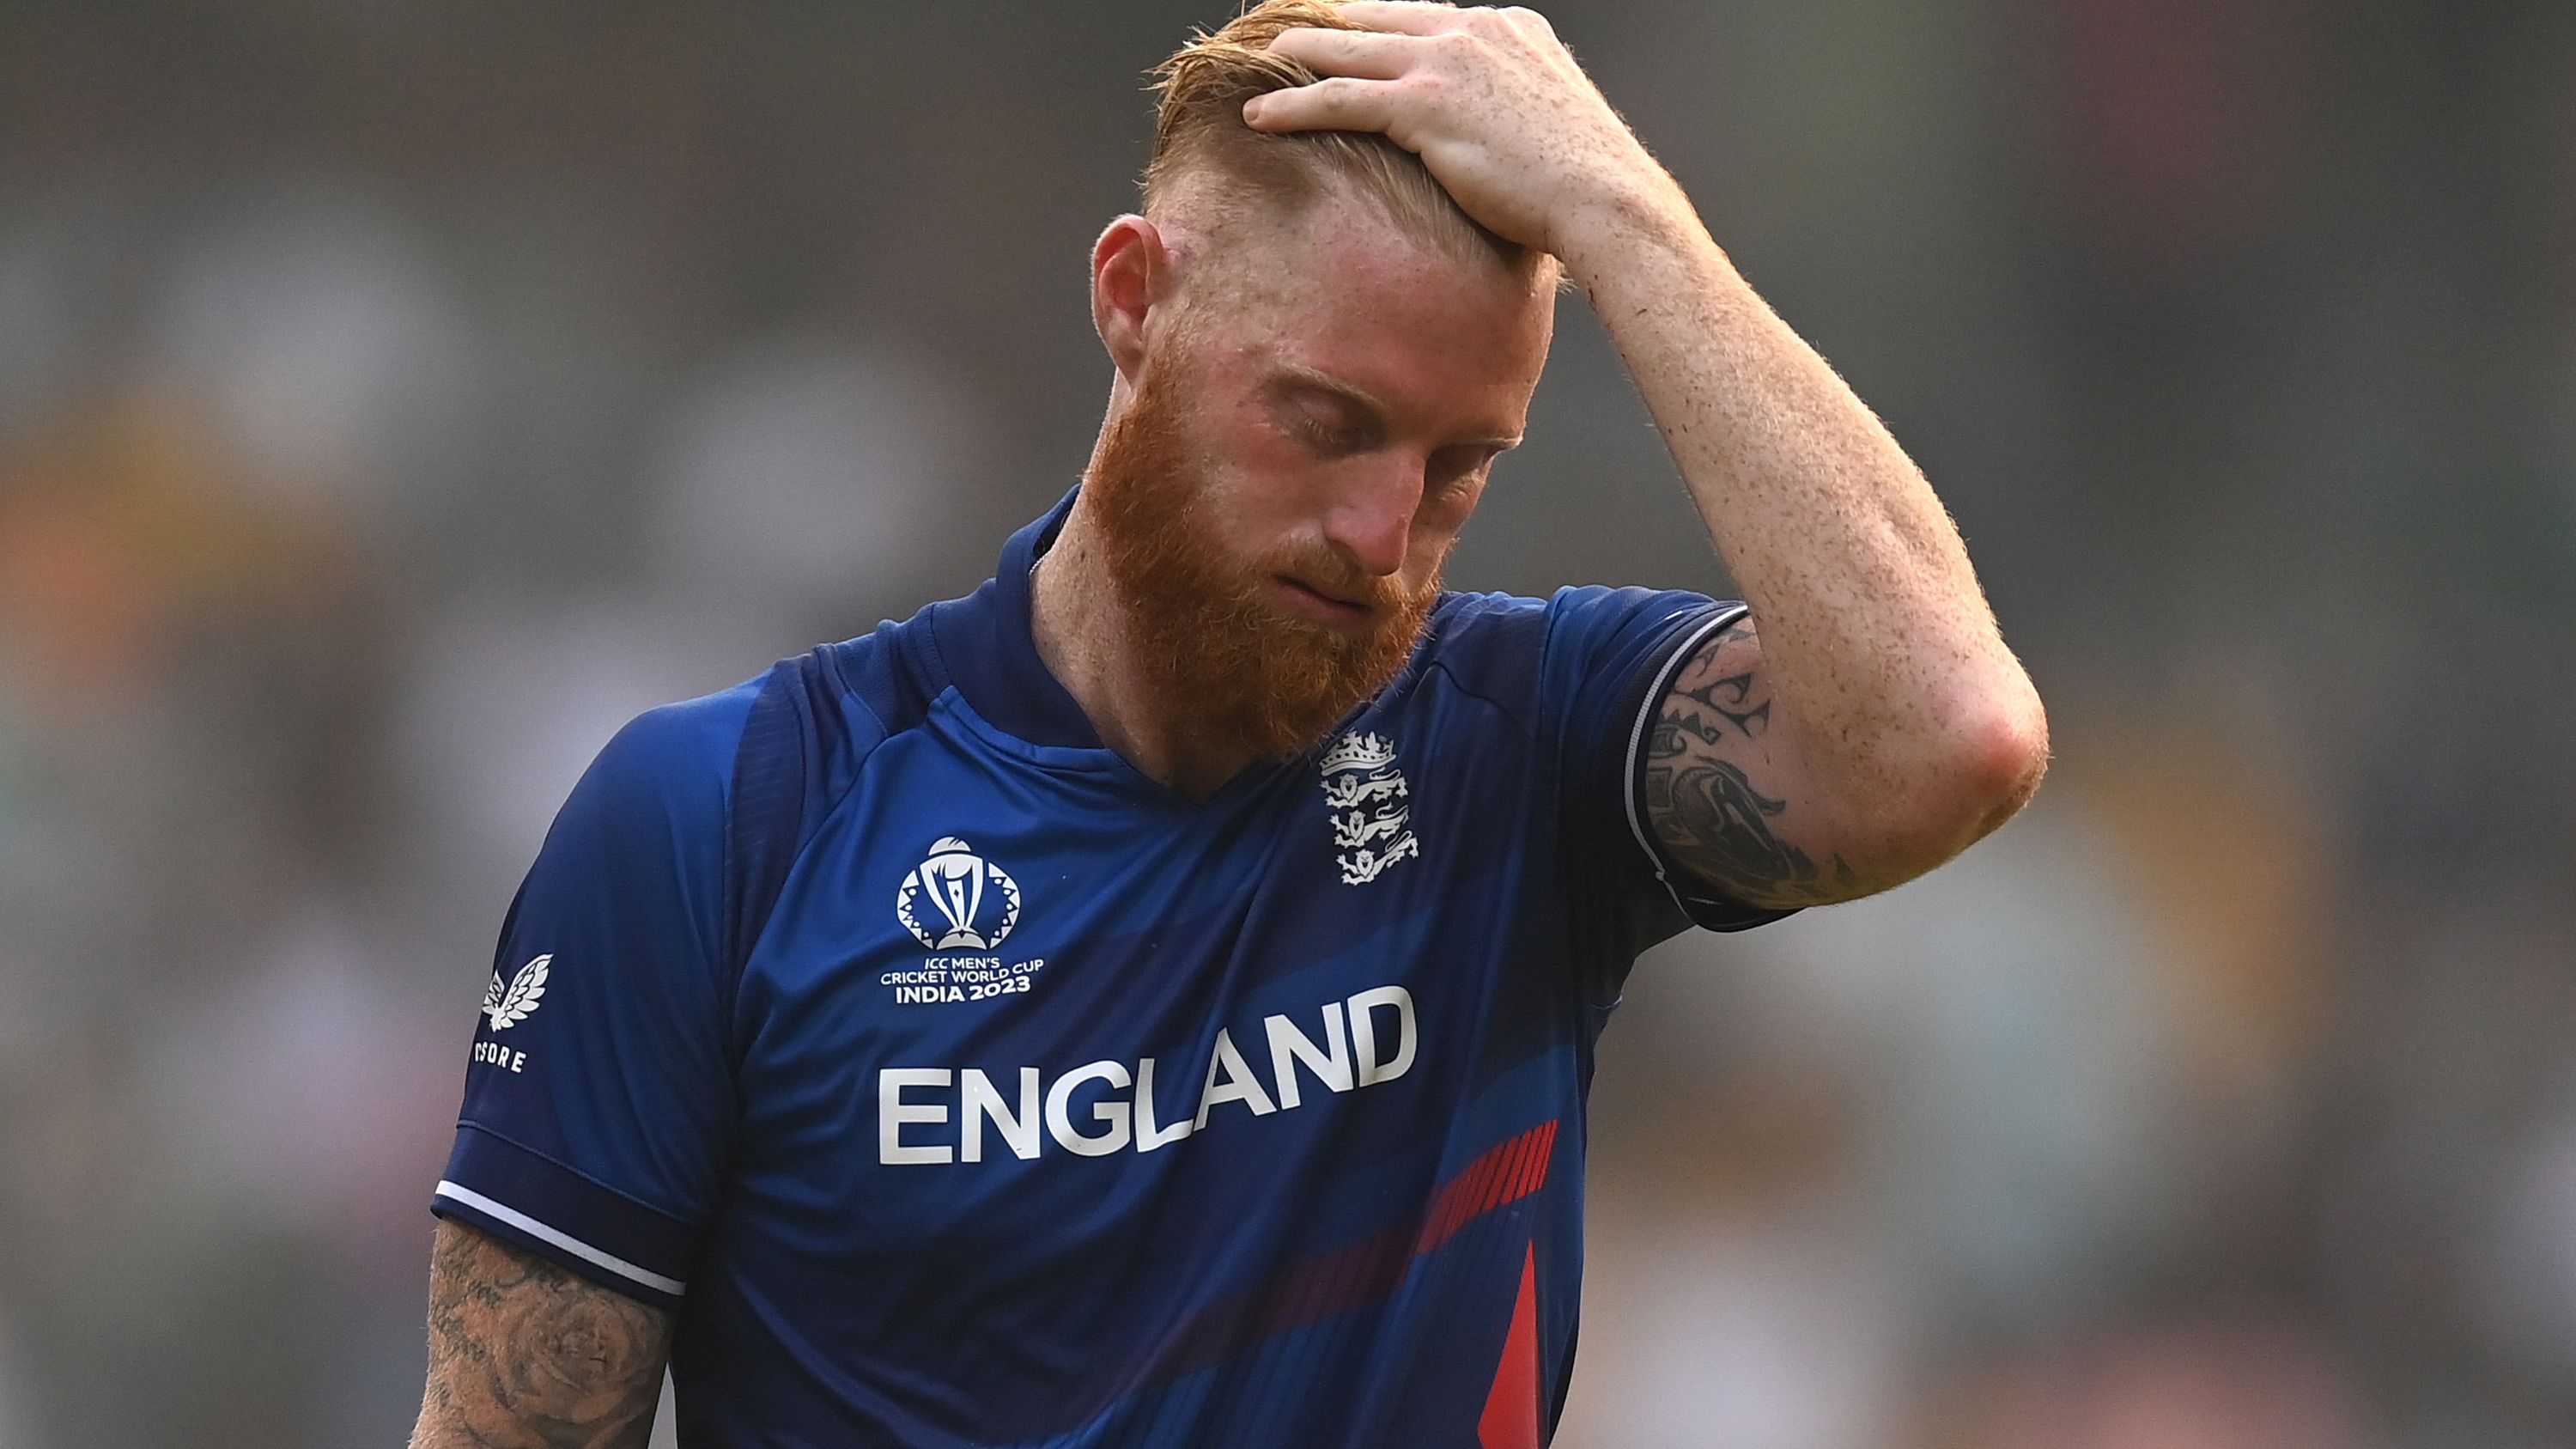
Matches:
[1273,363,1524,452]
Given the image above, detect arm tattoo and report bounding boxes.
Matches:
[410,1217,673,1449]
[1642,617,1851,909]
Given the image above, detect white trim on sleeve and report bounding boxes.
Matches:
[434,1179,688,1297]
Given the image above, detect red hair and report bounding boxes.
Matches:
[1145,1,1544,277]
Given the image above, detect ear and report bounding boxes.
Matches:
[1091,215,1170,386]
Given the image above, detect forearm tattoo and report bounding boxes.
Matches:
[1642,617,1851,909]
[410,1217,672,1449]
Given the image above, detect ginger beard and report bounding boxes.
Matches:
[1084,353,1442,762]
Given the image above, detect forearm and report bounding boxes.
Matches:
[1243,3,2044,886]
[1564,197,2045,853]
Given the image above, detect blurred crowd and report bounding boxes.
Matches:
[0,1,2570,1445]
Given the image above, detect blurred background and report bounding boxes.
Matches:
[0,0,2569,1444]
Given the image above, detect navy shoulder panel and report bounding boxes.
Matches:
[589,678,764,825]
[724,620,935,983]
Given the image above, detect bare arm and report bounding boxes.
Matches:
[1576,202,2046,904]
[408,1217,673,1449]
[1253,3,2050,904]
[1640,612,1850,908]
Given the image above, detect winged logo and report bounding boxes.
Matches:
[483,953,551,1031]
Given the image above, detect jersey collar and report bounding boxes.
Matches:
[931,485,1107,751]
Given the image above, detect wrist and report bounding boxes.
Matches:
[1552,178,1722,294]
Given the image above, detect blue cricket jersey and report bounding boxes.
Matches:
[432,489,1795,1447]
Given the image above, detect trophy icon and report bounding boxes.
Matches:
[896,837,1022,952]
[920,840,987,949]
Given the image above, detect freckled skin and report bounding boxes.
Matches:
[1033,193,1557,795]
[1180,207,1552,592]
[1245,1,2050,898]
[411,8,2055,1439]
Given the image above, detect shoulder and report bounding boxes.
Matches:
[1393,586,1738,772]
[525,675,766,915]
[574,675,765,833]
[1538,584,1728,648]
[760,615,948,777]
[1393,591,1547,733]
[577,595,997,854]
[573,614,931,838]
[1419,588,1549,675]
[1417,586,1726,684]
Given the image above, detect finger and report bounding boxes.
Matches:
[1242,76,1403,137]
[1332,1,1466,37]
[1266,26,1424,82]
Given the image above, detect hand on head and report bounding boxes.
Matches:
[1242,3,1691,266]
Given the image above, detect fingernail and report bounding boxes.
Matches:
[1242,96,1267,123]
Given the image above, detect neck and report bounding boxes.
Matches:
[1029,492,1264,799]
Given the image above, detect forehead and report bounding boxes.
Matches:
[1186,194,1554,428]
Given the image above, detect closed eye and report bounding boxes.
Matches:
[1269,375,1387,457]
[1431,443,1509,490]
[1291,408,1366,455]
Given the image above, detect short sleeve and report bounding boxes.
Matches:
[1540,585,1803,958]
[429,682,757,1309]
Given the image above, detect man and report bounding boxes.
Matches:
[410,3,2047,1445]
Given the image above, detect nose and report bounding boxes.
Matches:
[1321,458,1421,580]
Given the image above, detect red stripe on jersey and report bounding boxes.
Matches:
[1147,1118,1562,1383]
[1479,1241,1543,1449]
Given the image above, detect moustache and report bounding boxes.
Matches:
[1258,547,1420,618]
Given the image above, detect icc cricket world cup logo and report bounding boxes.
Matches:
[896,837,1023,951]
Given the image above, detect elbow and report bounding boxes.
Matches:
[1960,682,2050,832]
[1859,678,2050,880]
